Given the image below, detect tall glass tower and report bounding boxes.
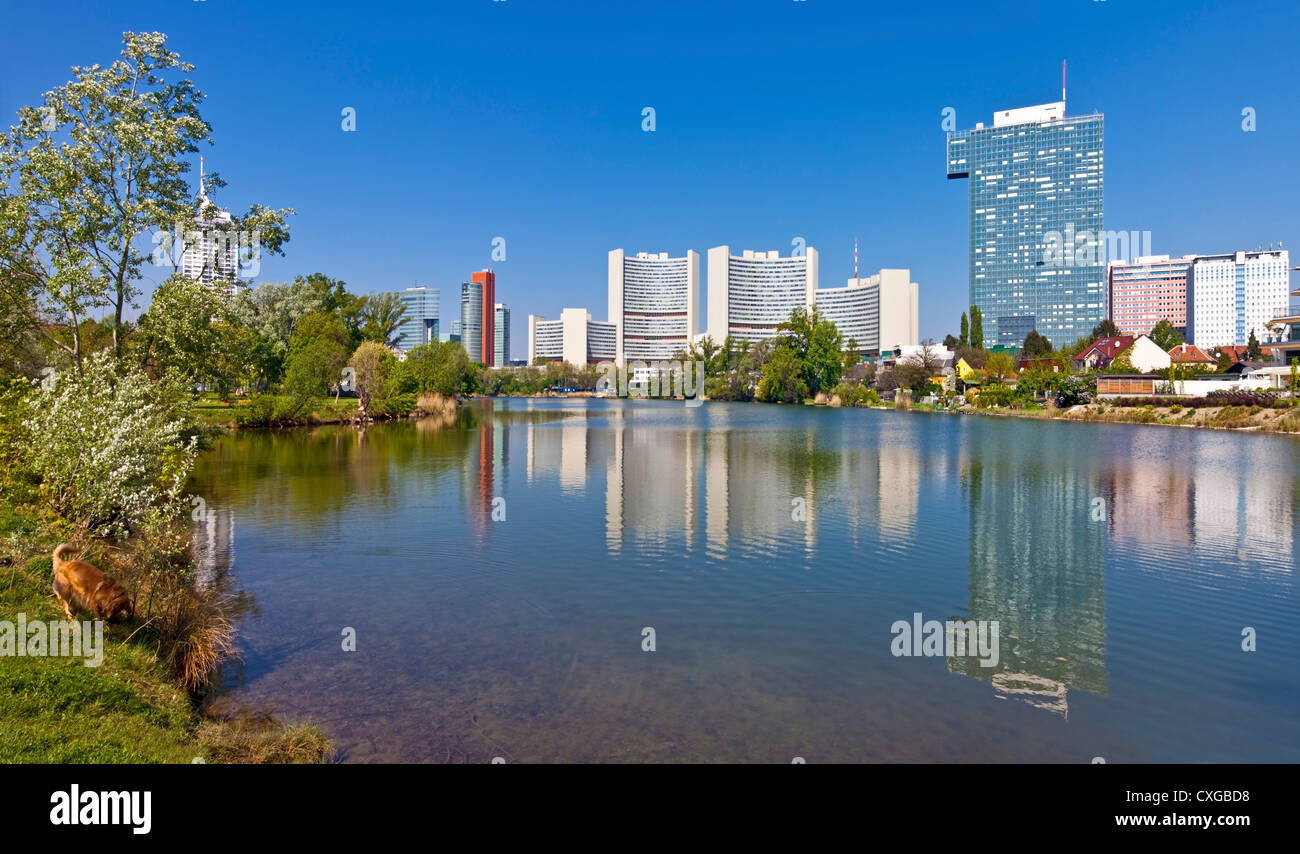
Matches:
[395,286,439,351]
[494,303,510,367]
[947,100,1104,349]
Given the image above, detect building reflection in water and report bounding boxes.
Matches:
[949,443,1108,719]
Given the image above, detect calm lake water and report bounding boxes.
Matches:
[190,399,1300,763]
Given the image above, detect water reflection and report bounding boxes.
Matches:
[189,400,1300,762]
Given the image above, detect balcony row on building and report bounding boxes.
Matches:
[1106,249,1293,351]
[529,247,920,366]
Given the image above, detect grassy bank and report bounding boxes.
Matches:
[0,506,332,763]
[194,394,361,428]
[859,398,1300,433]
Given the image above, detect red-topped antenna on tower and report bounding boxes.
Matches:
[854,237,859,279]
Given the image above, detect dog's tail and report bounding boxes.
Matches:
[52,543,75,566]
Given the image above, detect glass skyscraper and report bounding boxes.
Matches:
[947,101,1104,349]
[460,280,485,363]
[395,286,439,351]
[494,303,510,367]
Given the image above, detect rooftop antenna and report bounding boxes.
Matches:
[854,237,859,279]
[1062,60,1066,105]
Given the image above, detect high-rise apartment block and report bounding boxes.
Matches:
[1107,256,1192,337]
[1187,249,1290,348]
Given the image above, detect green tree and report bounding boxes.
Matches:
[1090,319,1119,340]
[0,33,292,364]
[406,340,472,397]
[359,292,410,348]
[1149,319,1183,351]
[1289,357,1298,397]
[1021,330,1052,359]
[137,274,237,390]
[1246,329,1261,361]
[1215,348,1233,372]
[756,347,809,403]
[942,333,959,349]
[283,312,351,400]
[969,307,983,349]
[984,350,1015,381]
[959,313,970,348]
[772,305,844,395]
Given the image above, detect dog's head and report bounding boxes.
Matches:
[95,583,134,622]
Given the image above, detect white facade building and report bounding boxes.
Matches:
[181,157,239,296]
[707,246,819,344]
[818,268,918,354]
[1187,249,1290,348]
[608,249,699,365]
[529,309,617,366]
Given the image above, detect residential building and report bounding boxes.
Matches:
[1072,335,1134,371]
[608,249,700,364]
[1073,334,1169,373]
[181,157,239,296]
[707,246,819,344]
[395,286,440,351]
[947,100,1105,349]
[1187,249,1289,348]
[1125,335,1173,372]
[1167,342,1215,370]
[1107,255,1192,336]
[528,309,617,366]
[494,303,510,368]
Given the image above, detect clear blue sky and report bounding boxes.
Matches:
[3,0,1297,356]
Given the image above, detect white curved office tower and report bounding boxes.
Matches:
[707,246,819,344]
[608,250,699,364]
[815,269,918,354]
[528,309,616,366]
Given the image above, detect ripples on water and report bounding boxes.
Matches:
[190,399,1300,762]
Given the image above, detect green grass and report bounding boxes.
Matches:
[193,394,359,427]
[0,504,332,763]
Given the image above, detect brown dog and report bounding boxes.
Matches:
[51,543,134,622]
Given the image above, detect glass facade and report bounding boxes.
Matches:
[395,286,439,351]
[460,281,485,363]
[948,108,1104,349]
[494,304,510,367]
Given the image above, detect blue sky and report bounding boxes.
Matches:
[3,0,1297,356]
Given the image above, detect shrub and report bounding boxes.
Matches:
[833,381,881,408]
[21,353,197,539]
